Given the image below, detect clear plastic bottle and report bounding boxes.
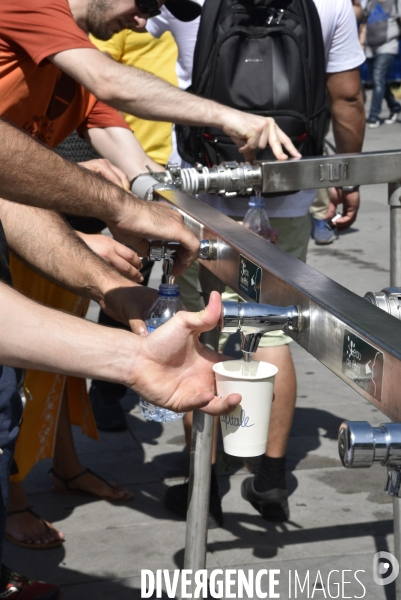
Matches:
[139,283,186,423]
[243,196,272,240]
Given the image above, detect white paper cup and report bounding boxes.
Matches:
[213,360,278,457]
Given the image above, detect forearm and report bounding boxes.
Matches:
[327,70,365,154]
[0,199,134,304]
[51,49,229,129]
[331,98,365,153]
[84,127,164,179]
[0,281,135,385]
[105,67,226,128]
[0,118,134,222]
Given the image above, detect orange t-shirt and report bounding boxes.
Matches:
[0,0,129,148]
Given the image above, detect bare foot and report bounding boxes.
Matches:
[7,510,64,548]
[51,468,134,502]
[7,482,64,548]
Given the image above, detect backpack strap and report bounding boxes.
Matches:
[191,0,225,90]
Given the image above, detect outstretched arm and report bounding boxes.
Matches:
[50,48,302,162]
[0,286,241,416]
[0,199,156,333]
[0,118,199,272]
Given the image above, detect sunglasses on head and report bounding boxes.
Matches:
[136,0,161,17]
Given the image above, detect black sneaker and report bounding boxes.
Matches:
[241,477,289,522]
[0,565,61,599]
[89,384,127,431]
[164,482,223,529]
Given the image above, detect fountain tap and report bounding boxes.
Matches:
[147,239,215,283]
[220,301,300,362]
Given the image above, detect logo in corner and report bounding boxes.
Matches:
[373,551,399,586]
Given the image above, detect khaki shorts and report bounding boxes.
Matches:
[176,213,311,349]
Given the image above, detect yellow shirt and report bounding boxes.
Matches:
[91,30,178,165]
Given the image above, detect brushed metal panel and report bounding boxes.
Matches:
[258,150,401,192]
[156,188,401,422]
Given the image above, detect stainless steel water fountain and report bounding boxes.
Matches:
[132,151,401,595]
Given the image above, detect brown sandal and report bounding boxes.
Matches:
[49,467,134,502]
[6,507,63,550]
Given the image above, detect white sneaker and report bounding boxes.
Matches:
[367,119,381,128]
[384,111,400,124]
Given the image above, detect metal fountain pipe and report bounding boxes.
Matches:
[130,161,262,198]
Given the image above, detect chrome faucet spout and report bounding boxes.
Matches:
[220,301,300,361]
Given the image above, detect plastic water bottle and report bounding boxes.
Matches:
[243,195,272,240]
[139,283,186,423]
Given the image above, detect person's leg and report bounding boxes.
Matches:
[383,55,401,115]
[0,368,61,597]
[368,54,393,122]
[0,368,23,565]
[254,345,296,460]
[52,385,133,501]
[241,215,309,521]
[240,340,295,521]
[6,480,64,547]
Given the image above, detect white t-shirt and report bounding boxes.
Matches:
[148,0,365,218]
[147,6,201,164]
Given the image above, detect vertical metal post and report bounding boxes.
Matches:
[389,183,401,598]
[388,182,401,286]
[394,495,401,598]
[184,265,225,574]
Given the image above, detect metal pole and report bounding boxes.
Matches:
[393,496,401,598]
[184,266,225,574]
[389,182,401,287]
[388,183,401,598]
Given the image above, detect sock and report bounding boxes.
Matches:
[254,455,286,493]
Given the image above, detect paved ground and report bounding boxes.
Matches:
[4,104,401,599]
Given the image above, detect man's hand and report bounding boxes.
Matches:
[101,284,158,336]
[79,158,130,189]
[128,291,242,416]
[77,232,144,282]
[222,112,302,163]
[324,187,360,230]
[108,200,200,275]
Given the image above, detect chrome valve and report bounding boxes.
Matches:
[131,161,262,199]
[148,240,180,263]
[220,301,300,362]
[338,421,401,497]
[364,287,401,319]
[148,239,215,263]
[165,161,262,197]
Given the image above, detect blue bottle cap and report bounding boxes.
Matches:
[158,283,181,296]
[248,196,265,208]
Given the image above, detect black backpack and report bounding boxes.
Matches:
[176,0,327,166]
